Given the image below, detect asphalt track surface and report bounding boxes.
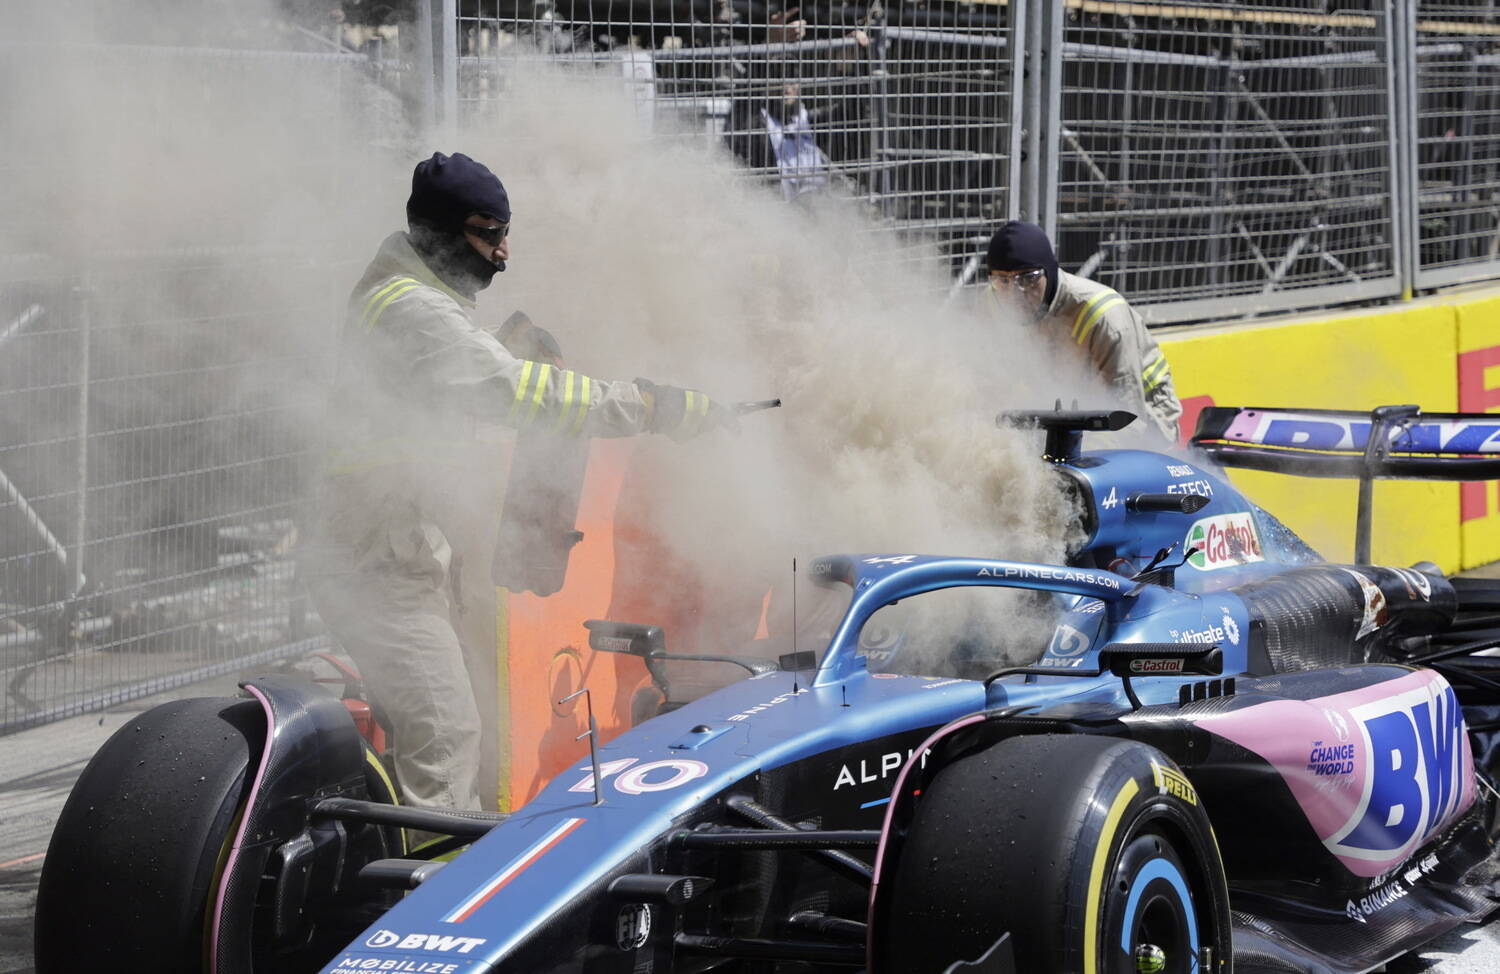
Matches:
[2,673,1499,972]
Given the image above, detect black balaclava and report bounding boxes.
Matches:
[405,152,511,298]
[986,220,1059,310]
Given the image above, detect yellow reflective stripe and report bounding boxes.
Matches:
[525,363,552,424]
[682,390,698,435]
[508,361,536,424]
[554,370,576,430]
[1143,356,1170,392]
[1071,290,1115,339]
[571,375,591,435]
[366,283,423,331]
[1083,777,1140,974]
[1075,295,1124,345]
[361,277,420,327]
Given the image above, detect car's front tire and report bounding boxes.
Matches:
[34,696,263,974]
[877,733,1231,973]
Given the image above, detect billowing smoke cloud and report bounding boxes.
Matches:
[2,0,1122,686]
[465,59,1108,667]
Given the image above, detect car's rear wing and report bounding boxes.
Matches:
[1191,404,1500,561]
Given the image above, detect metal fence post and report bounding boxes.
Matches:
[1390,0,1419,299]
[436,0,459,140]
[415,0,457,138]
[1020,0,1043,221]
[1038,0,1064,240]
[71,280,90,600]
[1006,0,1027,221]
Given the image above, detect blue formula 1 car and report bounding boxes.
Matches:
[33,405,1500,974]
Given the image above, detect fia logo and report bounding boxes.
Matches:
[1326,680,1470,863]
[616,905,652,950]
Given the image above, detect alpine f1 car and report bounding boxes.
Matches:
[34,404,1500,974]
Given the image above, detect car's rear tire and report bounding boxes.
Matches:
[34,697,263,974]
[877,733,1231,974]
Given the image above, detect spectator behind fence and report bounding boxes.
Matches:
[723,22,871,200]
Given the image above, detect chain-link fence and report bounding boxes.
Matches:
[455,0,1021,278]
[0,27,391,732]
[1414,2,1500,289]
[1056,1,1402,322]
[443,0,1500,320]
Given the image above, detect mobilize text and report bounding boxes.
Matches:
[332,960,460,973]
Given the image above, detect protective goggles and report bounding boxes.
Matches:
[464,221,510,245]
[989,268,1045,289]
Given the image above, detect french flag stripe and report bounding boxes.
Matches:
[443,817,585,923]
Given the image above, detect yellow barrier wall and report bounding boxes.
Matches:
[1161,304,1461,570]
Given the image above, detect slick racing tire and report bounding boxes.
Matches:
[879,733,1231,974]
[34,696,263,974]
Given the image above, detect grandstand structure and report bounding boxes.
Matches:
[4,0,1500,731]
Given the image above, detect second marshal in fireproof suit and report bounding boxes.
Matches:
[303,152,733,816]
[985,220,1182,441]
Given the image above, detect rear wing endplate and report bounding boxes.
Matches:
[1192,404,1500,562]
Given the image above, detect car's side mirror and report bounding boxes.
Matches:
[1099,643,1223,677]
[585,620,666,659]
[1098,643,1222,712]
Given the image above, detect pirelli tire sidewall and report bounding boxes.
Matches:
[877,733,1231,974]
[1081,743,1232,974]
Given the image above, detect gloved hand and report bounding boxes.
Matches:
[635,379,738,440]
[496,310,563,366]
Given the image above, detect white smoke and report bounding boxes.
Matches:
[2,2,1117,676]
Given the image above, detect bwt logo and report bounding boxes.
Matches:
[1261,417,1500,454]
[1327,681,1471,863]
[364,930,487,954]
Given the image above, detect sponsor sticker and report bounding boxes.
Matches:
[975,565,1122,589]
[328,960,463,974]
[364,932,486,954]
[1195,669,1474,877]
[835,747,930,790]
[569,758,708,795]
[723,687,808,723]
[616,904,652,950]
[1168,623,1225,645]
[1220,613,1241,646]
[1049,623,1092,658]
[1130,658,1185,674]
[1184,513,1264,570]
[1150,760,1198,805]
[1344,854,1439,923]
[1167,479,1214,499]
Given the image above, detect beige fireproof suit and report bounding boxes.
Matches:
[991,270,1181,440]
[304,232,653,814]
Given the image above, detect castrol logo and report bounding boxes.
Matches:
[1184,513,1264,570]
